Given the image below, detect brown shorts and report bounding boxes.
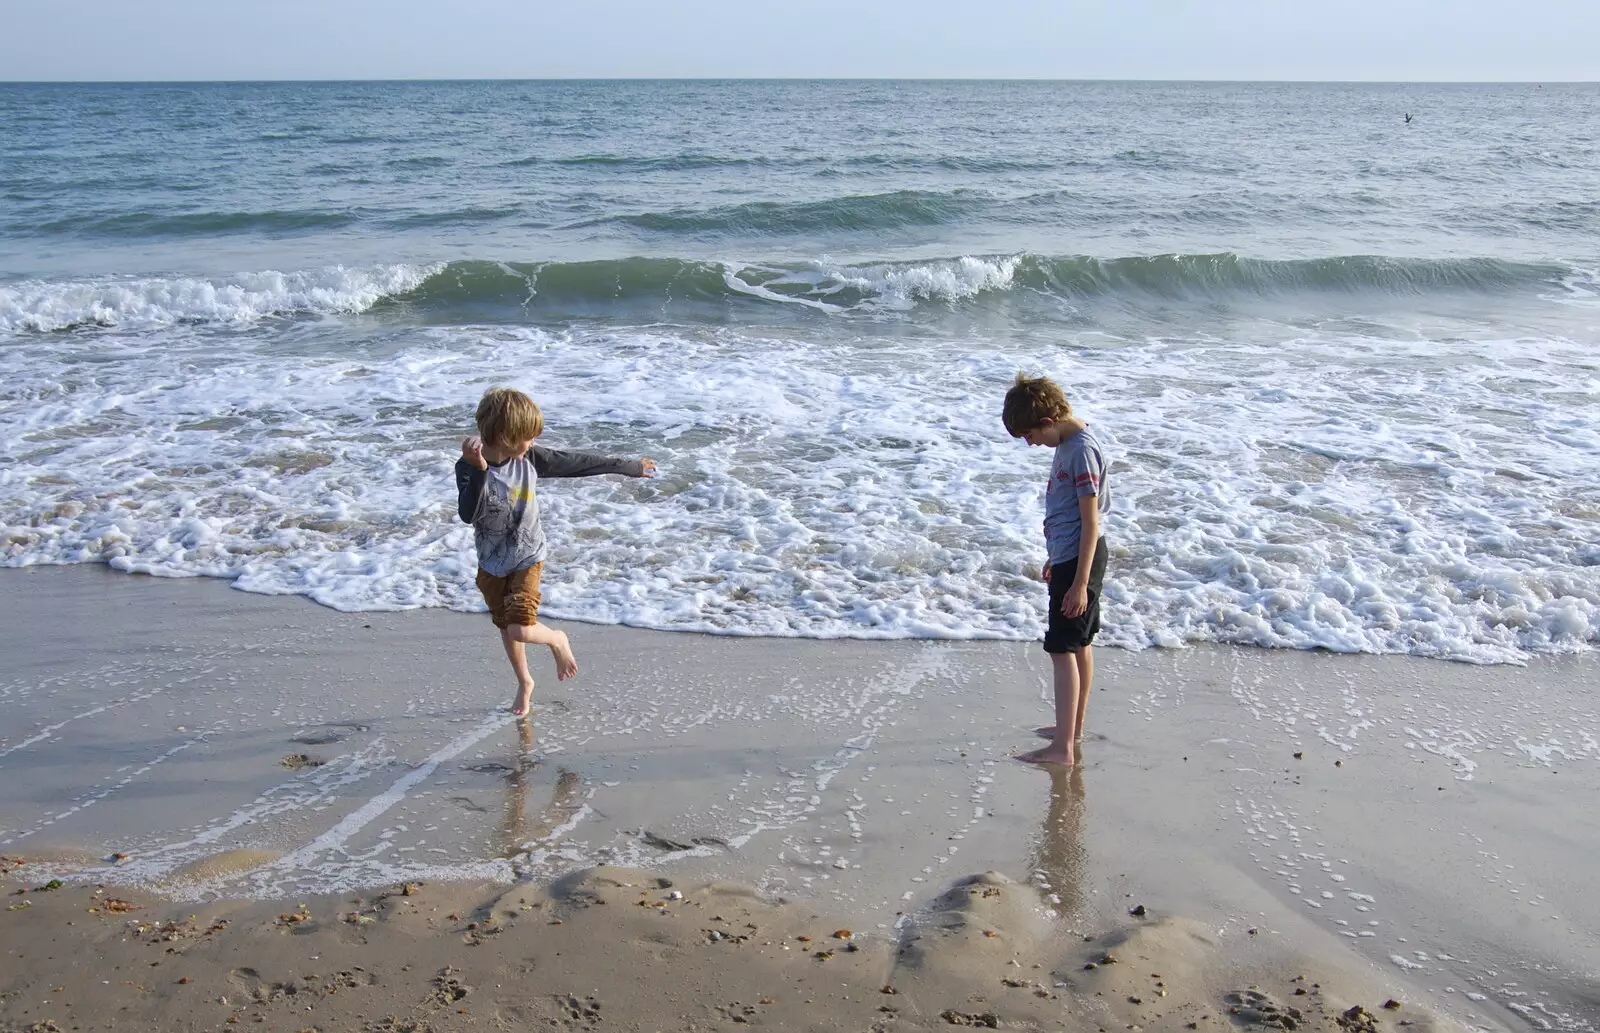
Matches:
[476,563,544,629]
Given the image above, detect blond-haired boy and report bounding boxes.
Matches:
[456,387,655,716]
[1002,373,1111,766]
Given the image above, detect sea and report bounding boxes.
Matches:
[2,79,1598,663]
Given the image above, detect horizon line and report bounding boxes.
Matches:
[1,76,1592,86]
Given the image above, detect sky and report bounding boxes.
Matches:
[2,0,1596,82]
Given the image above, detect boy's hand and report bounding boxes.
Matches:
[636,457,657,478]
[462,437,488,471]
[1041,562,1052,582]
[1061,583,1090,619]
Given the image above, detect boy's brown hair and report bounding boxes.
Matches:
[1001,372,1073,437]
[476,387,544,448]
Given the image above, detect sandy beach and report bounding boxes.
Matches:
[2,565,1598,1033]
[7,70,1600,1033]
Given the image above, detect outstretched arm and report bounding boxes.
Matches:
[532,444,655,479]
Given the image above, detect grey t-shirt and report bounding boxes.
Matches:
[1043,426,1111,565]
[455,445,644,577]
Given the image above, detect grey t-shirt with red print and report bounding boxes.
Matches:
[1044,426,1111,565]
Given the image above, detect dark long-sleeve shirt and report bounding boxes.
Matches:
[455,444,644,576]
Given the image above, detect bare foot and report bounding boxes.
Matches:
[1017,743,1075,766]
[509,680,534,717]
[1035,727,1087,741]
[549,632,578,681]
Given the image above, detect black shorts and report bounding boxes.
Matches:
[1045,537,1108,654]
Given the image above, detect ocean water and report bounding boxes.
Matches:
[2,80,1598,662]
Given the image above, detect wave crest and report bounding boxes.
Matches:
[3,253,1589,334]
[405,253,1589,313]
[0,264,439,332]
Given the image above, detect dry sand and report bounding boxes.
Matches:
[2,566,1598,1033]
[0,865,1464,1033]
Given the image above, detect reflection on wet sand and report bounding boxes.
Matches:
[499,717,583,859]
[1031,757,1087,920]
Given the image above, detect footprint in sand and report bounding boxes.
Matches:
[291,722,369,746]
[557,994,603,1028]
[1225,989,1306,1029]
[463,761,517,775]
[227,967,267,1004]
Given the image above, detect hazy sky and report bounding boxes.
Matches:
[3,0,1596,82]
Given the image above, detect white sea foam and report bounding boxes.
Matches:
[1,290,1598,663]
[818,254,1021,308]
[720,255,1020,312]
[0,263,438,332]
[1552,263,1600,303]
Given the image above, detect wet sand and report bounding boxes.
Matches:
[2,565,1597,1032]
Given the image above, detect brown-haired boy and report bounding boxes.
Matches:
[456,387,656,716]
[1002,373,1111,766]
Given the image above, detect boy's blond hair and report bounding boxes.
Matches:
[1001,372,1073,437]
[476,387,544,448]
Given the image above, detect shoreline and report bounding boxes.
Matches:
[19,558,1595,665]
[2,565,1598,1032]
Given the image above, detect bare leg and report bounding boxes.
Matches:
[500,626,536,716]
[504,622,578,681]
[1036,644,1095,740]
[1074,644,1093,737]
[1019,651,1079,765]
